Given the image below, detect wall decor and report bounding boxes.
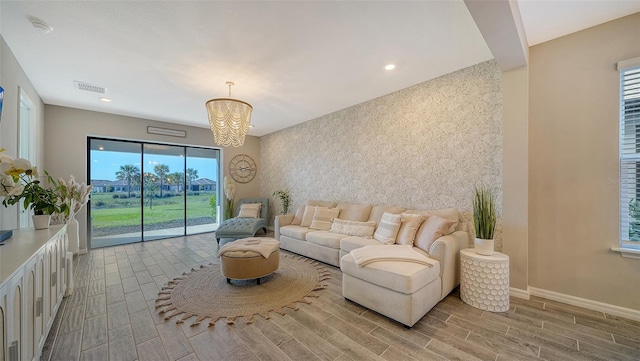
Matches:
[229,154,257,183]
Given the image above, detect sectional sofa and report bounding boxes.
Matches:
[274,200,469,326]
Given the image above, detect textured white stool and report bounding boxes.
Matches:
[460,248,510,312]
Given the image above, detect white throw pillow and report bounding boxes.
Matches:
[310,207,340,231]
[301,205,323,227]
[330,219,377,238]
[237,203,261,218]
[373,212,402,244]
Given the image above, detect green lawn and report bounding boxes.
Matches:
[91,192,217,228]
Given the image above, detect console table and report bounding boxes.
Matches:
[0,225,68,361]
[460,248,510,312]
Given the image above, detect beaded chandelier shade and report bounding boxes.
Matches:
[205,82,253,147]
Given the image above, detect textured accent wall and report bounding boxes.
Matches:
[260,61,503,247]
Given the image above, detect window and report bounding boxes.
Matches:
[619,57,640,253]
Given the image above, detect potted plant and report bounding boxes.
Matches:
[0,152,64,229]
[473,185,497,255]
[272,189,291,214]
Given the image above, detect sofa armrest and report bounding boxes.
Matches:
[274,214,294,241]
[429,231,468,300]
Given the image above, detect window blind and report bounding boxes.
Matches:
[619,64,640,247]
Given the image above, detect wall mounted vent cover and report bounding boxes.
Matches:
[74,81,106,94]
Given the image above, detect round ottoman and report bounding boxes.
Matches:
[218,237,280,285]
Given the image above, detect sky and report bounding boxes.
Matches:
[90,150,218,181]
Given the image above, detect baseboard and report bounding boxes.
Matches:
[529,287,640,322]
[509,287,530,300]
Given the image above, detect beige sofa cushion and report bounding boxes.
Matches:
[310,207,340,231]
[373,212,402,244]
[306,231,345,249]
[336,203,373,222]
[290,205,305,225]
[280,225,315,240]
[396,213,426,245]
[330,219,376,238]
[307,200,337,208]
[368,205,406,225]
[406,208,459,234]
[340,252,440,294]
[414,214,455,253]
[340,236,381,253]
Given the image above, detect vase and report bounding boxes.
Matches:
[474,237,495,256]
[32,214,51,230]
[68,216,80,255]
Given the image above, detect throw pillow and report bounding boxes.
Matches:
[414,214,455,253]
[330,219,377,238]
[310,207,340,231]
[237,203,261,218]
[396,213,426,245]
[301,205,323,227]
[373,212,402,244]
[290,205,305,225]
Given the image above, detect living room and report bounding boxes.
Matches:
[0,1,639,360]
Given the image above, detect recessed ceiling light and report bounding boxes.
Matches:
[249,124,254,128]
[31,20,53,33]
[99,97,112,103]
[384,64,396,70]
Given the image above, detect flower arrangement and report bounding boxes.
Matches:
[0,149,63,216]
[272,189,291,214]
[52,175,93,224]
[223,176,236,220]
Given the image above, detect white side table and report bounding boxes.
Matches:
[460,248,510,312]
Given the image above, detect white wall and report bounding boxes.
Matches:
[44,105,261,253]
[0,35,46,230]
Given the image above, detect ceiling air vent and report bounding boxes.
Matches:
[74,81,106,94]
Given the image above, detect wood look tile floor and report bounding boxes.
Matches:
[43,234,640,361]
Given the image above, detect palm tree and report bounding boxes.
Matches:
[143,172,158,208]
[154,164,170,197]
[186,168,198,192]
[167,172,184,192]
[116,165,140,198]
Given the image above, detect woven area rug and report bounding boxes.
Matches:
[155,253,331,327]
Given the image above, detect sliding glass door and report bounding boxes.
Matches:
[88,138,220,248]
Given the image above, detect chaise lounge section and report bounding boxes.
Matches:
[215,198,269,244]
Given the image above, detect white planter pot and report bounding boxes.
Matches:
[32,214,51,230]
[474,237,495,256]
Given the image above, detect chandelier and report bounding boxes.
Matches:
[205,82,253,147]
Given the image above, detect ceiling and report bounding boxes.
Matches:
[1,1,638,138]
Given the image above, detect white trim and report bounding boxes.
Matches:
[529,287,640,322]
[611,247,640,259]
[617,56,640,71]
[509,287,530,300]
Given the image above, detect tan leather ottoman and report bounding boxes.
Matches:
[218,238,280,285]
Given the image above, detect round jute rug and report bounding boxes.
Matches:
[155,253,331,327]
